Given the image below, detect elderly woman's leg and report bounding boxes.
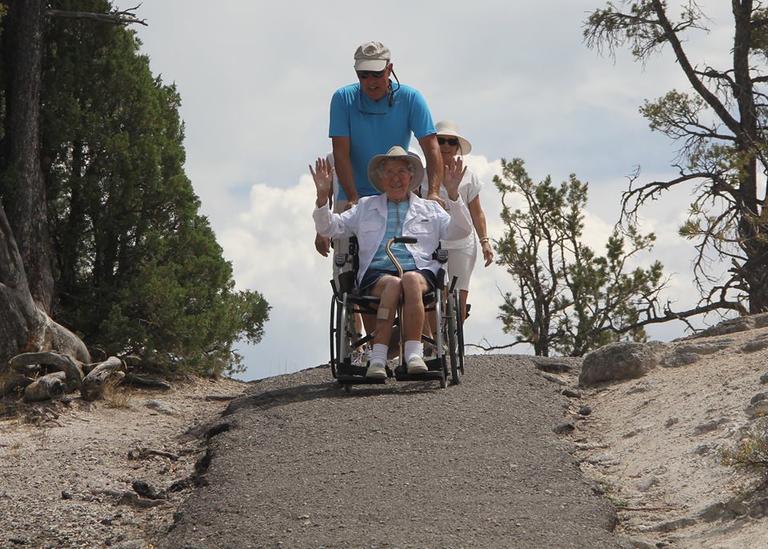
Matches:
[365,274,401,378]
[401,271,430,373]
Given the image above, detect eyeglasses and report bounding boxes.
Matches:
[356,68,387,80]
[382,168,411,179]
[438,137,459,146]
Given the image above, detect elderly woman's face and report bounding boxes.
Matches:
[379,158,412,201]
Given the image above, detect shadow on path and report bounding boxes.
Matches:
[224,379,440,415]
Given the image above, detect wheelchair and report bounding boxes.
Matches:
[328,235,465,391]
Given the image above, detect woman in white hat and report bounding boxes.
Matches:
[421,120,493,320]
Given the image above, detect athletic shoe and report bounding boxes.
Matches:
[366,360,387,380]
[406,355,428,375]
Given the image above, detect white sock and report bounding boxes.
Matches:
[404,340,423,361]
[370,343,388,365]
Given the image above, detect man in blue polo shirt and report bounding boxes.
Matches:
[314,41,443,256]
[330,41,442,208]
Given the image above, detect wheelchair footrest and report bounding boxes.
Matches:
[393,362,444,382]
[337,375,386,385]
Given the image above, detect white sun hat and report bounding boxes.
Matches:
[367,146,424,193]
[435,120,472,155]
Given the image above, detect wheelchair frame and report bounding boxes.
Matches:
[329,235,465,391]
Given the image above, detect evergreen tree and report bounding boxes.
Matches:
[494,159,669,357]
[35,0,269,375]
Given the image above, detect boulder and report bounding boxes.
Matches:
[579,342,660,386]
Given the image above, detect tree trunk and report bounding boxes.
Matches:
[2,0,55,313]
[24,371,66,402]
[0,194,90,366]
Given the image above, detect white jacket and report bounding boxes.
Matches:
[313,192,472,286]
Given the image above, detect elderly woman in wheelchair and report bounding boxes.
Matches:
[311,145,471,384]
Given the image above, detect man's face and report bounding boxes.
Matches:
[380,159,412,202]
[357,63,392,101]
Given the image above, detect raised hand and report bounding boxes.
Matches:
[443,157,467,201]
[310,157,334,207]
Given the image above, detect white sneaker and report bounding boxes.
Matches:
[366,360,387,380]
[406,356,428,375]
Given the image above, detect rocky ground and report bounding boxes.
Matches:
[563,314,768,548]
[0,376,246,549]
[3,315,768,548]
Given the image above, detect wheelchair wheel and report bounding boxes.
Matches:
[456,293,465,375]
[446,290,460,385]
[329,296,338,379]
[335,294,354,373]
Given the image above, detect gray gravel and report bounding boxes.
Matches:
[161,355,628,548]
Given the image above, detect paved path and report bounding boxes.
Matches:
[161,356,627,548]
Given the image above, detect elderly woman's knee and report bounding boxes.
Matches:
[401,271,427,298]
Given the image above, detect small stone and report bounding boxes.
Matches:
[693,419,726,435]
[61,490,73,500]
[553,422,575,434]
[561,388,582,398]
[760,372,768,384]
[750,392,768,405]
[636,476,658,492]
[746,400,768,419]
[578,405,592,416]
[664,417,679,428]
[144,399,178,416]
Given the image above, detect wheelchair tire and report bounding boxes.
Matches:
[329,296,338,379]
[336,295,354,373]
[456,293,465,375]
[446,290,460,385]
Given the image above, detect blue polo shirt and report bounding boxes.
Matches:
[329,82,436,200]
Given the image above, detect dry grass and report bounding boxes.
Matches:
[722,423,768,470]
[103,378,132,409]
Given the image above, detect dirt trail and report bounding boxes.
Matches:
[161,356,627,548]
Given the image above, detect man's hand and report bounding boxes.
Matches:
[310,157,334,207]
[315,233,331,257]
[443,157,467,202]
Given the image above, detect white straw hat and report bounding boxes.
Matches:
[367,146,424,193]
[435,120,472,155]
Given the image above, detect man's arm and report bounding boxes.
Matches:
[419,134,443,205]
[332,136,358,206]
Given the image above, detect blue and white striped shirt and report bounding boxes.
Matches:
[367,199,416,272]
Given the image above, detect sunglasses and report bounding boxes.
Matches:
[356,68,387,79]
[438,137,459,146]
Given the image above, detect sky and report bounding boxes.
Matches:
[115,1,741,380]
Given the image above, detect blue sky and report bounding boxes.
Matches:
[118,1,738,379]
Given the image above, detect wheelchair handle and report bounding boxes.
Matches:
[393,236,417,244]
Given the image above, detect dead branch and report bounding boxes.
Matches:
[81,357,125,401]
[9,351,83,391]
[24,371,66,402]
[0,372,33,397]
[128,447,179,461]
[47,4,147,26]
[466,339,532,352]
[124,372,171,391]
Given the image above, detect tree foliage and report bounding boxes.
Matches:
[584,0,766,315]
[0,0,270,375]
[493,158,672,357]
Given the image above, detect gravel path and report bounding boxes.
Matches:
[161,355,628,548]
